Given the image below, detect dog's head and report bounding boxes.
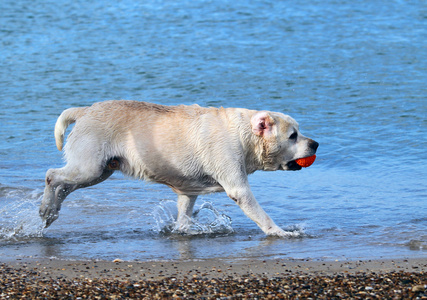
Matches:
[251,111,319,171]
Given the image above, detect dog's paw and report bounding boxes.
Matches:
[39,205,59,228]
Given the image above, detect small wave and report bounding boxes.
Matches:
[151,200,234,236]
[0,185,45,240]
[405,239,427,251]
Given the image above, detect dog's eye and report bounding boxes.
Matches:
[289,132,298,140]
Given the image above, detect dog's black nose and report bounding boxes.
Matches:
[310,140,319,151]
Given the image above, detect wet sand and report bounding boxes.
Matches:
[1,257,426,298]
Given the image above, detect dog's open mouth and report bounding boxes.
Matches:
[286,160,303,171]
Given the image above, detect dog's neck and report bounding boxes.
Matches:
[225,109,278,174]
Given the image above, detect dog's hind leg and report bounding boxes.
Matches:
[175,194,197,232]
[39,164,114,228]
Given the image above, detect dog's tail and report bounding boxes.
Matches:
[54,107,87,151]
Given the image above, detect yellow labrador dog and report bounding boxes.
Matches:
[40,100,318,236]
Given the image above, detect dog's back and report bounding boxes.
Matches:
[57,101,247,193]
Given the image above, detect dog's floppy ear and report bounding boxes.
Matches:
[251,112,275,136]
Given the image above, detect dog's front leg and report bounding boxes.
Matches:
[226,185,294,237]
[175,194,198,232]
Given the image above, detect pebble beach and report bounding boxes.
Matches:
[1,258,426,299]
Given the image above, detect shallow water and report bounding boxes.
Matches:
[0,0,426,262]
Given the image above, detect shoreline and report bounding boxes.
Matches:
[1,257,426,298]
[5,257,427,280]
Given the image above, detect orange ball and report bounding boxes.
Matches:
[295,155,316,168]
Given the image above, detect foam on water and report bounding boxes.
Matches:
[0,186,45,240]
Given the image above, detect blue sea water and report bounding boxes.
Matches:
[0,0,426,262]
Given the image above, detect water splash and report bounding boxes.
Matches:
[151,200,234,235]
[0,185,45,240]
[282,224,307,238]
[191,202,234,234]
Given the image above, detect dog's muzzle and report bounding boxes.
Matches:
[285,140,319,171]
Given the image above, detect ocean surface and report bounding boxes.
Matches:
[0,0,426,262]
